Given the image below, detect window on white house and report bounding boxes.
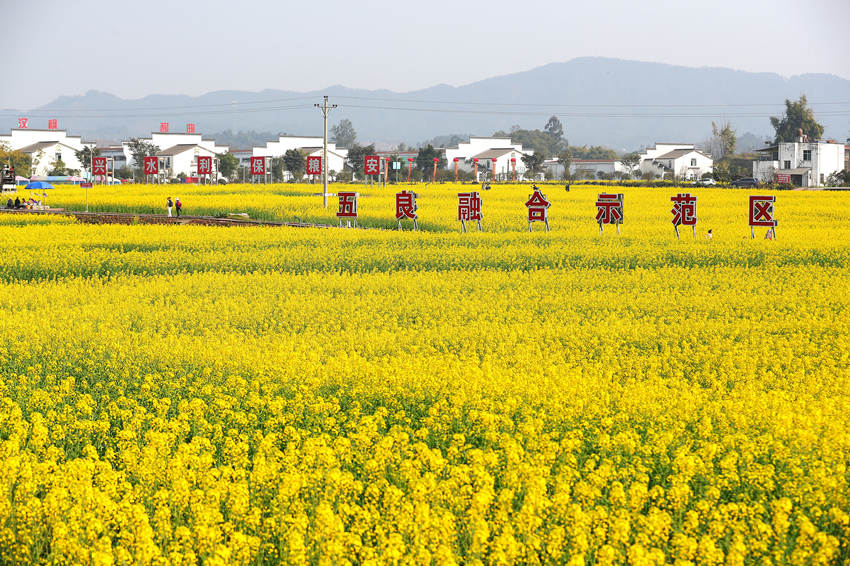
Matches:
[784,160,791,169]
[803,150,812,161]
[690,158,697,166]
[55,152,62,162]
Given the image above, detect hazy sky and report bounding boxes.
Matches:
[4,0,849,109]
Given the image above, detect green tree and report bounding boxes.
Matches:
[283,149,307,180]
[544,115,564,139]
[48,158,67,176]
[521,152,545,178]
[127,138,160,177]
[570,145,618,159]
[74,146,100,172]
[218,152,238,180]
[770,95,824,143]
[711,121,737,159]
[556,149,572,180]
[0,142,32,176]
[330,119,357,148]
[621,152,641,177]
[345,144,375,177]
[415,145,445,180]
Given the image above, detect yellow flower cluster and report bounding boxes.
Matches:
[0,183,848,564]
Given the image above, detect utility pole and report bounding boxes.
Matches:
[314,96,337,208]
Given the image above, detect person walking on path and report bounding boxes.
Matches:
[175,198,182,218]
[166,197,173,217]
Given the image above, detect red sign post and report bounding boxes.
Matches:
[670,193,698,238]
[473,158,479,181]
[492,158,498,182]
[364,155,380,177]
[144,156,159,180]
[407,158,413,182]
[250,156,266,181]
[48,119,58,130]
[595,193,624,234]
[453,157,459,182]
[186,123,196,134]
[337,192,358,227]
[307,156,322,176]
[93,157,108,182]
[511,157,517,182]
[432,157,439,182]
[458,191,483,232]
[749,195,777,239]
[395,190,418,230]
[525,186,551,231]
[160,122,169,133]
[197,156,212,183]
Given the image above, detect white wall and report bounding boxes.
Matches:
[638,143,694,174]
[445,137,530,170]
[27,142,88,176]
[253,136,348,174]
[161,146,220,178]
[0,129,92,153]
[752,142,845,186]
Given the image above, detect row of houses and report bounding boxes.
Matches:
[2,125,847,186]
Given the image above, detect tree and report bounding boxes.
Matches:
[710,121,737,159]
[770,95,824,143]
[74,146,100,172]
[415,145,445,180]
[521,152,545,178]
[544,115,564,139]
[330,119,357,148]
[0,142,32,176]
[283,149,307,180]
[218,152,238,180]
[345,144,375,177]
[48,158,67,176]
[557,149,572,179]
[621,152,641,177]
[127,138,160,177]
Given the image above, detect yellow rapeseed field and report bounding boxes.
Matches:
[0,183,848,565]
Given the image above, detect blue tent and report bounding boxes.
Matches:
[25,181,54,190]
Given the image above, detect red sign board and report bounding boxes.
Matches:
[670,193,697,226]
[48,119,58,130]
[80,182,93,188]
[144,156,159,175]
[595,193,624,225]
[159,122,169,133]
[307,156,322,175]
[17,118,28,129]
[749,195,777,227]
[776,173,791,184]
[197,156,212,175]
[337,192,358,218]
[364,155,380,175]
[250,156,266,175]
[186,123,196,134]
[92,157,108,175]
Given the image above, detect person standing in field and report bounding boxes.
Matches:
[175,198,182,217]
[166,197,173,217]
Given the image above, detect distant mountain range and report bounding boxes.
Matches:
[3,57,848,151]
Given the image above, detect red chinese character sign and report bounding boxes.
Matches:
[458,192,483,232]
[395,190,418,231]
[92,157,108,178]
[337,192,358,227]
[525,186,551,232]
[197,156,212,175]
[670,193,697,239]
[160,122,169,133]
[595,193,624,234]
[364,155,380,176]
[250,156,266,176]
[143,156,158,176]
[17,118,28,129]
[48,119,58,130]
[307,156,322,176]
[776,173,791,185]
[186,123,195,134]
[749,195,777,239]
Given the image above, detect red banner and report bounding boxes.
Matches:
[250,156,266,175]
[144,156,159,175]
[307,156,322,175]
[197,156,212,175]
[92,157,108,175]
[186,123,196,134]
[159,122,169,133]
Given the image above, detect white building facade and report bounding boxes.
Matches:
[638,143,712,180]
[444,137,532,180]
[0,128,95,177]
[119,131,229,169]
[156,144,221,179]
[752,140,846,187]
[253,135,348,175]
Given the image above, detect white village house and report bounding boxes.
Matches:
[569,159,629,179]
[253,135,348,179]
[0,127,95,177]
[116,129,230,175]
[155,144,222,180]
[752,137,847,187]
[444,137,533,181]
[638,143,713,180]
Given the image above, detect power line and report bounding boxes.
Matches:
[0,104,315,120]
[15,95,318,114]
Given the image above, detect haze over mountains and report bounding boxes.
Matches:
[4,57,849,151]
